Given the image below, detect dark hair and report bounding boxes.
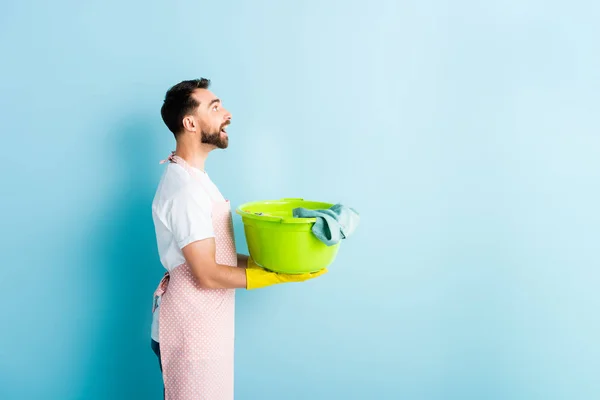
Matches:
[161,78,211,136]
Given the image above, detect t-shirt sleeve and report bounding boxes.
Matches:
[164,186,214,249]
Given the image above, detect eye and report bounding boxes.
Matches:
[212,105,219,111]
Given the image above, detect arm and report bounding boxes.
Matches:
[166,187,248,288]
[168,187,325,289]
[182,240,327,290]
[182,239,247,289]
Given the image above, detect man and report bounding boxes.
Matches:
[150,78,326,399]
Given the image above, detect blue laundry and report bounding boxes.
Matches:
[292,204,360,246]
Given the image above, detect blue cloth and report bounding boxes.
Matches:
[292,203,360,246]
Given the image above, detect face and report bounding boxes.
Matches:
[184,88,232,149]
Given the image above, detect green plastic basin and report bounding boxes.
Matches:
[236,198,340,274]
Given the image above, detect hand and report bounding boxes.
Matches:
[245,257,328,290]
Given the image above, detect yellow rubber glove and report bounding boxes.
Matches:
[245,257,328,290]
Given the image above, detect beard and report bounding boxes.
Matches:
[201,123,229,149]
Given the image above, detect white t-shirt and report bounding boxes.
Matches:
[150,162,225,342]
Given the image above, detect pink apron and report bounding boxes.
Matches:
[153,153,237,400]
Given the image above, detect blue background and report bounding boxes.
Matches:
[1,1,599,399]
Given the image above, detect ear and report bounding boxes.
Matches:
[182,116,197,133]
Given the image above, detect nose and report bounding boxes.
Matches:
[224,108,232,121]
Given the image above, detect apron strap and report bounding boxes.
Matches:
[159,151,176,164]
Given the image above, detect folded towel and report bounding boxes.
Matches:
[292,204,360,246]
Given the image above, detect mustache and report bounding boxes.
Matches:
[220,121,230,129]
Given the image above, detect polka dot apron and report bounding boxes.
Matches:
[153,153,237,399]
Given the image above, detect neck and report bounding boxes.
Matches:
[174,138,213,172]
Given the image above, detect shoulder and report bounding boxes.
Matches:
[152,164,212,212]
[157,163,192,194]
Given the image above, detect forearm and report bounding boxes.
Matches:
[196,262,247,289]
[182,240,250,289]
[192,255,249,289]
